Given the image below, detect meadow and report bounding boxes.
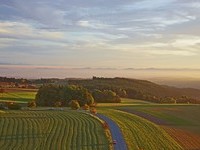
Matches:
[0,88,37,103]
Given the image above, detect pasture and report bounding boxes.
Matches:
[0,110,109,150]
[0,88,37,103]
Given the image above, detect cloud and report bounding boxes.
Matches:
[77,20,112,29]
[0,0,200,70]
[148,50,196,56]
[0,22,65,42]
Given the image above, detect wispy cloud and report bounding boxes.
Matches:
[0,0,200,73]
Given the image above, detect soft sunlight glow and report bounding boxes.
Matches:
[0,0,200,78]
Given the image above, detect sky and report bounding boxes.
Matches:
[0,0,200,78]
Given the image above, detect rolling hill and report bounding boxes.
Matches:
[67,77,200,103]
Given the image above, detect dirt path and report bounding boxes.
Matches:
[96,113,128,150]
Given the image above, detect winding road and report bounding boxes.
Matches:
[96,113,128,150]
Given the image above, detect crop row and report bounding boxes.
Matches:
[99,109,183,150]
[0,110,109,150]
[162,126,200,150]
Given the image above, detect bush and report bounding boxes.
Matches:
[54,101,62,107]
[82,104,90,110]
[90,108,97,114]
[27,101,37,108]
[70,100,80,110]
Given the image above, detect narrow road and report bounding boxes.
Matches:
[96,113,128,150]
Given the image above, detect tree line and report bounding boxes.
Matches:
[35,85,121,107]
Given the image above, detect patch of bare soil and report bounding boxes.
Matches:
[162,126,200,150]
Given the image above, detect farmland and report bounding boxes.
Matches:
[0,88,37,103]
[118,104,200,149]
[1,89,200,149]
[0,110,109,150]
[96,98,200,149]
[99,109,182,150]
[119,104,200,133]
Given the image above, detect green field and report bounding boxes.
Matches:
[0,110,109,150]
[98,98,200,133]
[97,98,200,149]
[0,90,36,103]
[99,109,182,150]
[1,92,200,149]
[119,104,200,134]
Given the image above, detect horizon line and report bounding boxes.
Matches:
[1,64,200,71]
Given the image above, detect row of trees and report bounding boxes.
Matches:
[92,89,121,103]
[35,85,94,107]
[35,85,122,107]
[0,77,30,84]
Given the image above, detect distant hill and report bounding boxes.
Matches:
[148,77,200,90]
[1,76,200,103]
[68,77,200,103]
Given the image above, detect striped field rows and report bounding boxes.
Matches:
[99,109,183,150]
[0,110,109,150]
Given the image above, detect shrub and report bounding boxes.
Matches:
[70,100,80,110]
[27,101,37,108]
[54,101,62,107]
[90,108,97,114]
[82,104,90,110]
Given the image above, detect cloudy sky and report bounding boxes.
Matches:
[0,0,200,78]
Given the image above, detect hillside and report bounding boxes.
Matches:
[68,77,200,103]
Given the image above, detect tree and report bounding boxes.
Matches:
[54,101,62,107]
[92,89,121,103]
[116,89,127,97]
[35,85,59,106]
[90,108,97,114]
[82,104,90,110]
[27,101,36,108]
[35,85,94,107]
[70,100,80,110]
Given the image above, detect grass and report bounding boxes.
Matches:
[121,105,200,134]
[96,98,153,107]
[98,109,182,150]
[97,98,200,133]
[1,91,199,149]
[0,110,109,150]
[97,98,200,149]
[0,90,36,103]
